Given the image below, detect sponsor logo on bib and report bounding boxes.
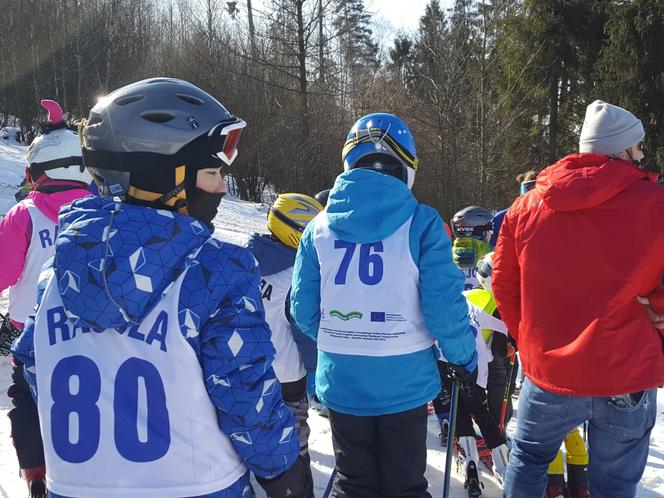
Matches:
[330,309,363,321]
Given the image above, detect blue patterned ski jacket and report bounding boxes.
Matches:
[12,196,299,494]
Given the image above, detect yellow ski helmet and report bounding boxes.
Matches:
[267,193,323,249]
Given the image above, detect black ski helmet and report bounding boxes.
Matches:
[451,206,494,240]
[314,188,331,207]
[81,78,245,213]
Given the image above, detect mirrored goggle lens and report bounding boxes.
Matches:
[453,223,492,239]
[208,119,246,166]
[222,128,242,163]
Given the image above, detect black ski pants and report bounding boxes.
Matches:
[486,333,518,434]
[328,405,432,498]
[486,354,517,431]
[436,361,505,449]
[8,358,45,469]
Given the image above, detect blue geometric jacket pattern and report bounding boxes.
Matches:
[12,196,299,495]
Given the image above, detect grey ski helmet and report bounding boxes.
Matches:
[81,77,245,212]
[451,206,494,240]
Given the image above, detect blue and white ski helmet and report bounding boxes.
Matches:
[342,113,418,189]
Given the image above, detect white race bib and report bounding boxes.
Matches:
[313,213,434,357]
[9,200,59,323]
[33,269,246,498]
[260,267,306,382]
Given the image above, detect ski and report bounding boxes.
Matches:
[322,469,336,498]
[464,461,484,497]
[440,418,450,447]
[474,437,494,473]
[453,438,487,497]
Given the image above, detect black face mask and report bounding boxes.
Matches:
[187,186,225,228]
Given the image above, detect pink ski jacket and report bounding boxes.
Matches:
[0,187,90,327]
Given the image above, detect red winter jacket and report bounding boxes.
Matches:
[493,154,664,396]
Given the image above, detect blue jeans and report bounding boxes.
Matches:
[504,377,657,498]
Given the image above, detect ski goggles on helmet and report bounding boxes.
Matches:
[268,205,307,234]
[520,179,536,195]
[207,117,246,166]
[343,127,419,171]
[452,223,493,240]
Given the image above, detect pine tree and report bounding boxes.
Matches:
[597,0,664,171]
[333,0,379,110]
[494,0,607,169]
[388,34,414,85]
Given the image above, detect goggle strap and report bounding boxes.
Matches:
[343,129,417,170]
[127,165,187,210]
[269,207,304,233]
[30,156,84,170]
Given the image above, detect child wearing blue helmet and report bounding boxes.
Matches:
[291,113,478,497]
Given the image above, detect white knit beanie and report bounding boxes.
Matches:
[579,100,644,155]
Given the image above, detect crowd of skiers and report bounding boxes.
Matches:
[0,78,662,498]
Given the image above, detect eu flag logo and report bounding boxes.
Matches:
[370,312,386,322]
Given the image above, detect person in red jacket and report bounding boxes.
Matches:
[493,100,664,498]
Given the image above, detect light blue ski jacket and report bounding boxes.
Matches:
[291,169,477,416]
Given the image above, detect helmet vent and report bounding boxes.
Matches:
[176,94,205,105]
[141,111,175,123]
[114,94,144,106]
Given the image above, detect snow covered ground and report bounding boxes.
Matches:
[0,140,662,497]
[0,137,26,216]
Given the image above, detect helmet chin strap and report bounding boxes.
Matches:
[406,167,415,190]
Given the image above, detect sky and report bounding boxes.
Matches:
[369,0,453,31]
[246,0,455,48]
[367,0,454,47]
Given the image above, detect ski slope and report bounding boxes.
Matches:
[0,134,26,216]
[0,140,662,497]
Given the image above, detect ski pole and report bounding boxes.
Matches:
[443,379,460,498]
[498,348,517,434]
[322,469,336,498]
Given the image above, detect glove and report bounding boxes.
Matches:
[256,456,313,498]
[452,237,492,269]
[448,362,478,393]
